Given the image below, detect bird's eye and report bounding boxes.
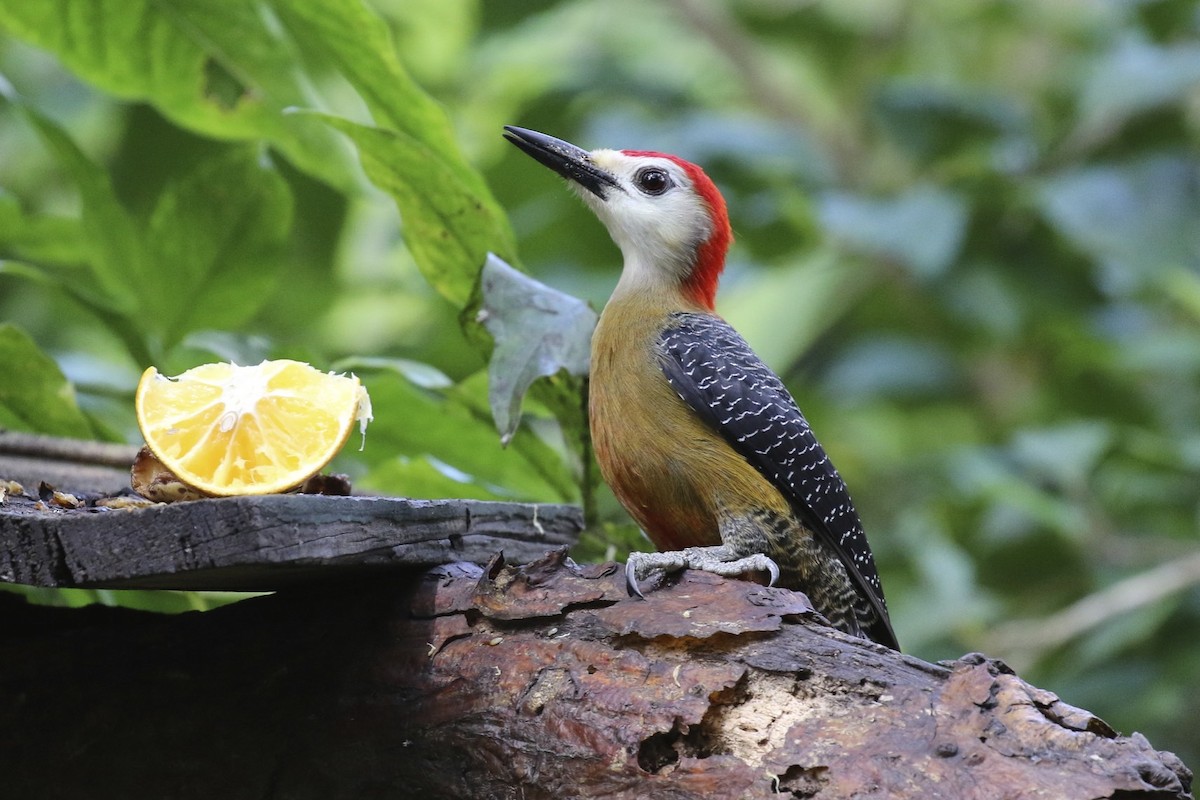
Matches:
[634,167,672,196]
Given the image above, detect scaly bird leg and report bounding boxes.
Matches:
[625,545,780,598]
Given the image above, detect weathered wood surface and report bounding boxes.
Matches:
[0,431,138,494]
[0,430,584,589]
[0,491,583,590]
[0,549,1190,800]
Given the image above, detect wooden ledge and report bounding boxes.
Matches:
[0,491,583,590]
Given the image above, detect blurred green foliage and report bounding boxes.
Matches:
[0,0,1197,767]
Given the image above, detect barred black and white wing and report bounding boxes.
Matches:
[657,311,897,649]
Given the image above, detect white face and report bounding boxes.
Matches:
[572,149,714,291]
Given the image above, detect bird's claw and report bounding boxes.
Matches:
[764,557,781,588]
[624,559,646,598]
[624,547,780,597]
[624,550,683,598]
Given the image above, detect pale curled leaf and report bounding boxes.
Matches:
[477,254,596,444]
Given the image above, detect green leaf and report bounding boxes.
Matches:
[354,456,510,502]
[0,259,62,289]
[1160,268,1200,327]
[0,190,86,267]
[449,370,580,503]
[474,254,596,444]
[272,0,460,141]
[352,367,573,502]
[20,105,143,315]
[0,0,352,188]
[273,0,516,306]
[316,115,517,306]
[818,184,968,279]
[143,148,293,348]
[1039,156,1200,294]
[333,356,453,390]
[0,257,155,367]
[0,323,92,438]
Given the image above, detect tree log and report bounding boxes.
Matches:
[0,549,1190,799]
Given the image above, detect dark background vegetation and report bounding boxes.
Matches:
[1,0,1198,768]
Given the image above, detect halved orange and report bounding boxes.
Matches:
[134,360,372,496]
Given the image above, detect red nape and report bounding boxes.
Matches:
[622,150,732,311]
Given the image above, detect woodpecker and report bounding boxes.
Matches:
[503,126,899,650]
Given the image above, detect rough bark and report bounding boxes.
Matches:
[0,549,1190,800]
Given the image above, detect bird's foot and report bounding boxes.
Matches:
[625,546,780,597]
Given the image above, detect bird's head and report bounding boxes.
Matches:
[504,126,731,311]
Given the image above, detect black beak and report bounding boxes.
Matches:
[503,126,620,199]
